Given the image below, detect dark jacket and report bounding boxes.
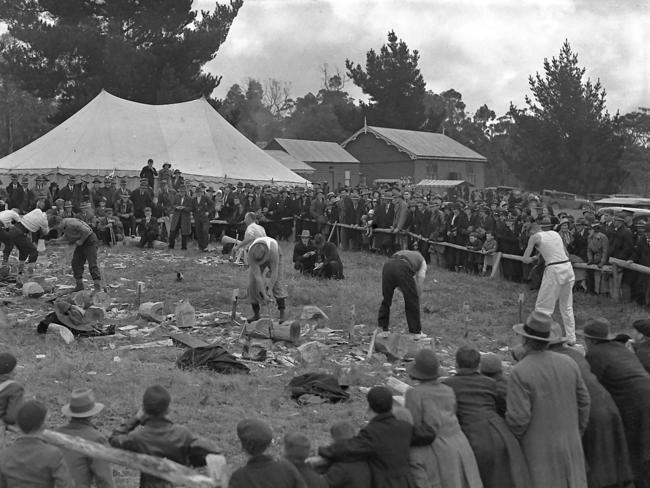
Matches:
[609,224,634,260]
[633,341,650,374]
[56,418,114,488]
[109,416,219,488]
[0,376,23,425]
[228,455,306,488]
[170,194,192,235]
[585,341,650,477]
[140,165,158,188]
[319,412,425,488]
[0,435,73,487]
[192,196,215,222]
[130,189,154,218]
[323,455,372,488]
[138,216,160,238]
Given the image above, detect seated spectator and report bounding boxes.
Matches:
[293,230,317,274]
[284,433,326,488]
[115,193,136,237]
[138,207,160,249]
[631,318,650,373]
[56,388,114,488]
[316,386,433,488]
[319,421,371,488]
[313,233,344,280]
[229,418,306,488]
[109,385,220,488]
[479,353,507,405]
[0,400,73,487]
[0,352,24,427]
[481,230,498,275]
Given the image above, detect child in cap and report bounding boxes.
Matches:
[283,432,326,487]
[109,385,220,488]
[0,400,72,486]
[0,352,24,427]
[229,418,306,488]
[318,421,372,488]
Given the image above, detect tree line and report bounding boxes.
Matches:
[0,1,648,195]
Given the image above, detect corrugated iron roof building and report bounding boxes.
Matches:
[264,138,360,188]
[342,126,487,188]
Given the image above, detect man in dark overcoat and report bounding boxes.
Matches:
[192,185,214,251]
[631,319,650,374]
[581,317,650,487]
[168,187,192,250]
[549,322,634,488]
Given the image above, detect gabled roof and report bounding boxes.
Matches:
[342,126,487,162]
[0,90,307,185]
[264,150,315,174]
[265,138,359,164]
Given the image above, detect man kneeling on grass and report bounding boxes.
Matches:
[109,385,220,488]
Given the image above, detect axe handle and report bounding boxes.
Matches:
[367,327,379,359]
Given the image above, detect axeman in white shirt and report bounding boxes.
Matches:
[2,198,50,275]
[522,221,576,344]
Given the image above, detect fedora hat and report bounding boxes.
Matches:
[407,349,440,381]
[577,317,616,341]
[299,230,311,238]
[512,310,558,342]
[61,388,104,418]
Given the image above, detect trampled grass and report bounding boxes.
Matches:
[1,241,646,486]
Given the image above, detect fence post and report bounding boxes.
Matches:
[489,252,503,279]
[611,263,621,302]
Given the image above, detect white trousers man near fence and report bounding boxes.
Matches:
[523,223,577,344]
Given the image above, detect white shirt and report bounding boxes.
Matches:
[252,236,278,254]
[537,231,574,284]
[0,210,21,228]
[21,208,50,234]
[244,223,267,246]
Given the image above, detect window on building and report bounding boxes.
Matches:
[448,171,460,180]
[344,170,351,187]
[426,163,438,179]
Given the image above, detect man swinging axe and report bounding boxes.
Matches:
[247,236,288,323]
[2,198,49,276]
[377,250,428,338]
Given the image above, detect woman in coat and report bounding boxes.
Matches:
[443,347,531,488]
[405,349,483,488]
[548,324,633,488]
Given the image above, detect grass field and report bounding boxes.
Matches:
[1,240,647,486]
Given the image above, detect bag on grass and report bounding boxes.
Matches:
[288,373,350,404]
[177,344,250,374]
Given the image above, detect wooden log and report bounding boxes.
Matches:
[609,257,650,275]
[244,320,301,343]
[39,429,222,488]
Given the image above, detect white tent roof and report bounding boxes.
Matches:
[0,90,306,186]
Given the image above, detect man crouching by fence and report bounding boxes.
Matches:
[247,236,288,323]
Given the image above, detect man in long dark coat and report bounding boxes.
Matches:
[168,187,192,250]
[549,322,634,488]
[581,317,650,487]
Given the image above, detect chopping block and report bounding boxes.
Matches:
[244,318,301,343]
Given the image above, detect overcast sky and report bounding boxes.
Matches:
[201,0,649,117]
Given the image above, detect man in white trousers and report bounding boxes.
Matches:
[522,222,577,344]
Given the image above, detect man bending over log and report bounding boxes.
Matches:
[247,236,288,323]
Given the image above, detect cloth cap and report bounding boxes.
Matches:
[0,353,17,374]
[142,385,171,416]
[407,349,440,381]
[237,418,273,455]
[366,386,393,414]
[284,433,310,460]
[632,318,650,337]
[16,400,47,433]
[479,353,502,375]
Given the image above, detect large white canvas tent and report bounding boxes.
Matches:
[0,90,307,187]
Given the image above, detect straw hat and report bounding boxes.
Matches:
[61,388,104,418]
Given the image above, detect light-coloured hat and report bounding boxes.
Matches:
[61,388,104,418]
[512,310,558,342]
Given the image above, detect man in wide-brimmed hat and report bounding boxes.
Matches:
[548,322,634,488]
[506,311,590,488]
[522,220,577,344]
[581,317,650,485]
[56,388,114,487]
[292,229,316,274]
